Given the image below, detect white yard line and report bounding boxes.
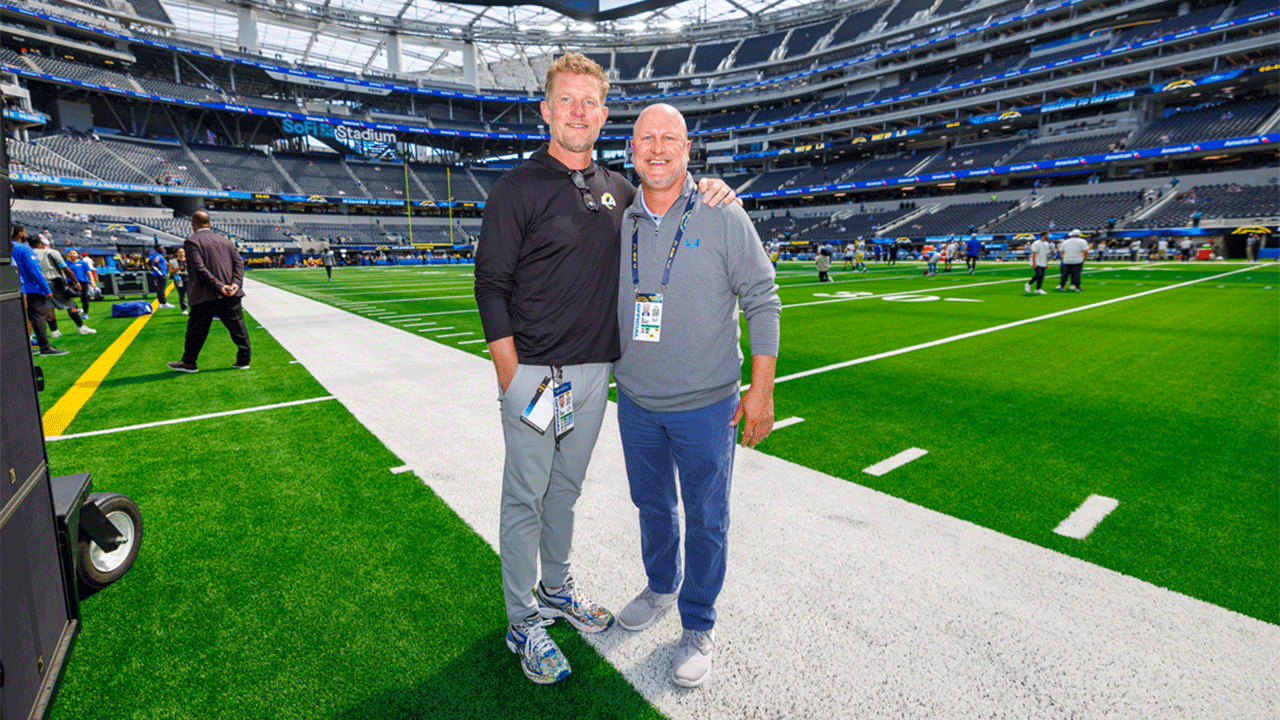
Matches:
[457,338,487,345]
[773,416,805,430]
[46,396,337,441]
[436,332,474,338]
[418,326,456,332]
[863,447,929,476]
[1054,495,1121,539]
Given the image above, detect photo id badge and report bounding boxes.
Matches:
[553,381,573,441]
[633,293,663,342]
[519,376,555,434]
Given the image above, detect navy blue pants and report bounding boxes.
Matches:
[617,391,737,631]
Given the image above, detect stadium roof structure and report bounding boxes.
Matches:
[160,0,838,84]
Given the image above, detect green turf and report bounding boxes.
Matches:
[46,401,663,720]
[248,261,1279,623]
[35,259,1277,720]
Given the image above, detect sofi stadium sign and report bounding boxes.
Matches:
[282,118,397,146]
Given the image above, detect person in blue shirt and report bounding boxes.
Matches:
[11,225,66,356]
[965,233,983,275]
[65,249,97,318]
[148,244,175,308]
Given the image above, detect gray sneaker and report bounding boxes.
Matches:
[617,586,678,632]
[673,628,715,688]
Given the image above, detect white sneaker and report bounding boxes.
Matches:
[160,303,176,309]
[617,586,678,631]
[1036,289,1047,295]
[182,310,189,315]
[78,325,96,335]
[50,329,63,339]
[1024,283,1031,293]
[673,628,715,688]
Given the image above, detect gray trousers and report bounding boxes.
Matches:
[498,361,611,625]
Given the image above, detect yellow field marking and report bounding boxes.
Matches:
[42,285,172,436]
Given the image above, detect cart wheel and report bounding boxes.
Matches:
[78,492,142,592]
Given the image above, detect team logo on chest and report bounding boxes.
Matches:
[600,193,617,210]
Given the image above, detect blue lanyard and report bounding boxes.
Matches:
[632,192,699,293]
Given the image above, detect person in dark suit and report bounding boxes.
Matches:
[167,211,251,373]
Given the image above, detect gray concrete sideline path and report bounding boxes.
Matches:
[244,277,1278,720]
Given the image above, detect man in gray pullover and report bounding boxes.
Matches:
[612,104,781,689]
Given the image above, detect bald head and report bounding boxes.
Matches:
[633,103,687,137]
[191,211,211,229]
[632,103,691,198]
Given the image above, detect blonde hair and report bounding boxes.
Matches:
[545,53,609,102]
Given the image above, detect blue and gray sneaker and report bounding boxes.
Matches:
[536,577,615,633]
[506,616,570,685]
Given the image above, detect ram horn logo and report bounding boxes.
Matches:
[1163,79,1196,90]
[601,192,617,210]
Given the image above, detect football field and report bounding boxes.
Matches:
[252,258,1279,623]
[35,257,1277,719]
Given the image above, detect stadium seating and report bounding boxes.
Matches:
[784,18,840,59]
[192,145,290,193]
[347,161,416,200]
[1115,5,1229,45]
[98,136,208,187]
[803,208,912,239]
[1126,98,1277,149]
[902,201,1014,237]
[614,50,652,80]
[1024,39,1109,68]
[1004,133,1130,164]
[691,41,736,74]
[881,0,934,29]
[7,137,94,179]
[274,154,368,198]
[294,221,387,245]
[1141,184,1280,227]
[825,6,886,48]
[38,135,151,184]
[734,30,789,68]
[650,47,689,77]
[987,192,1146,233]
[916,138,1023,174]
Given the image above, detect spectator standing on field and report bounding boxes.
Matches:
[323,248,335,280]
[611,103,780,690]
[172,247,189,315]
[965,232,982,275]
[472,53,736,687]
[149,244,175,308]
[1025,232,1050,295]
[65,249,97,319]
[816,243,833,281]
[1179,237,1193,261]
[12,225,66,355]
[35,237,94,337]
[167,211,250,373]
[1246,232,1261,262]
[1057,229,1089,292]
